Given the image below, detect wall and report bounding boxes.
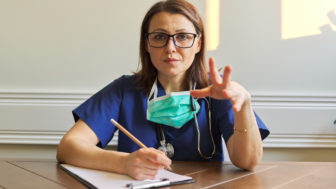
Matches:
[1,0,335,161]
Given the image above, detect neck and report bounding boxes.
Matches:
[158,74,185,94]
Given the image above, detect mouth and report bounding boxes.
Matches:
[164,58,180,64]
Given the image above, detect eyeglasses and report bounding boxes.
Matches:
[146,32,198,48]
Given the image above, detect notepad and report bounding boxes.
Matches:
[59,164,194,189]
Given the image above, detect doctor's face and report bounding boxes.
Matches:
[146,12,201,80]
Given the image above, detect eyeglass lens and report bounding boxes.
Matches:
[147,32,196,48]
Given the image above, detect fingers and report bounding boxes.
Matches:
[132,168,159,180]
[209,57,222,84]
[190,86,212,98]
[222,65,232,88]
[209,57,232,88]
[127,148,172,180]
[145,148,171,169]
[223,89,245,112]
[200,57,247,111]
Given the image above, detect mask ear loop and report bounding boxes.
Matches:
[148,78,158,101]
[191,83,216,159]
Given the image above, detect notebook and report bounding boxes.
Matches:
[59,164,194,189]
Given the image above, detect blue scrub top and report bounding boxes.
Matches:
[73,75,270,161]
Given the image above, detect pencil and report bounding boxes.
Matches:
[110,119,147,148]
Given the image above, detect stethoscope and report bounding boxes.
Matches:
[156,95,216,160]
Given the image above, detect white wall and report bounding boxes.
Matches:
[0,0,335,161]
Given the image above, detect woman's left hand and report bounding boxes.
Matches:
[190,57,251,112]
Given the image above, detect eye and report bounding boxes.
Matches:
[175,33,196,42]
[175,33,190,41]
[152,33,168,41]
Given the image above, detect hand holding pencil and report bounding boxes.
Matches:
[110,119,172,180]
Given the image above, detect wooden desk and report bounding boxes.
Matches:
[0,160,335,189]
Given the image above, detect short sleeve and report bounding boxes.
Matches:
[72,76,129,147]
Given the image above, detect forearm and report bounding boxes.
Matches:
[56,119,171,180]
[228,100,263,171]
[57,137,128,174]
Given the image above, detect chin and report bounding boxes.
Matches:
[166,72,185,78]
[158,67,186,78]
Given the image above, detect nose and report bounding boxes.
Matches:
[165,37,177,53]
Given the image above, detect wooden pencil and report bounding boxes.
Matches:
[110,119,147,149]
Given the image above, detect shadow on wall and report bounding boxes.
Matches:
[320,9,336,34]
[278,8,336,91]
[214,1,336,92]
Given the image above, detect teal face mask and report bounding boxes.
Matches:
[146,79,200,128]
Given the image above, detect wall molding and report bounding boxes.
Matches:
[1,91,335,148]
[0,130,119,146]
[251,93,336,107]
[1,131,335,149]
[1,90,335,106]
[263,134,336,148]
[0,130,65,145]
[0,91,91,105]
[1,91,335,103]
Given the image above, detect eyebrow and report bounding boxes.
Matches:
[150,28,193,33]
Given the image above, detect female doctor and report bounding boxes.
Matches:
[57,0,269,180]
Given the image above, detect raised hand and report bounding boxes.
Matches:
[190,57,251,112]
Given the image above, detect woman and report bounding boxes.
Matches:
[57,0,269,180]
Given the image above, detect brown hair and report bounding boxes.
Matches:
[135,0,209,95]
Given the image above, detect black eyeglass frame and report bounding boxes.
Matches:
[146,32,198,48]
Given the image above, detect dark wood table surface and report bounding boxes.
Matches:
[0,159,335,189]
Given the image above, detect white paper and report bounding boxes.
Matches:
[60,164,192,189]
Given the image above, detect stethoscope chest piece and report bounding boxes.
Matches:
[156,125,174,158]
[158,141,174,158]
